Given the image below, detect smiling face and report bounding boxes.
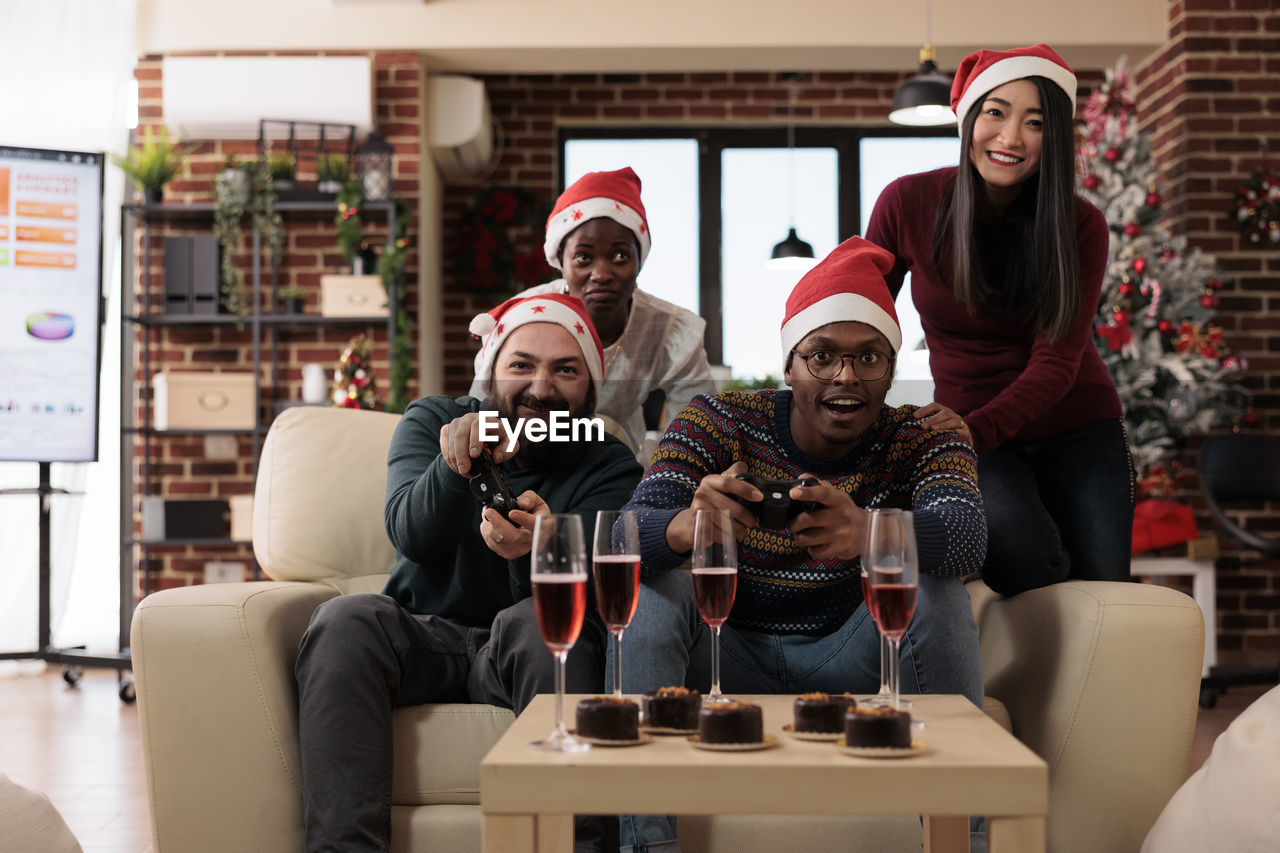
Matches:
[783,321,895,461]
[559,217,640,337]
[967,78,1044,208]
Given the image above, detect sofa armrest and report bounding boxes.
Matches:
[977,580,1204,853]
[131,581,339,853]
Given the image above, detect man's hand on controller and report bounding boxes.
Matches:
[666,460,760,554]
[787,475,869,561]
[480,491,549,559]
[439,412,519,478]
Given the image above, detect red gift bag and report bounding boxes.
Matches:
[1131,498,1199,554]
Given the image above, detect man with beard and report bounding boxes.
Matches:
[294,293,643,853]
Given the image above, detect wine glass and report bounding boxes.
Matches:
[691,508,738,704]
[859,509,912,711]
[529,513,590,752]
[864,508,919,712]
[593,510,641,699]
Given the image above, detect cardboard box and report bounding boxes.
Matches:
[229,495,254,543]
[320,274,388,318]
[154,371,256,430]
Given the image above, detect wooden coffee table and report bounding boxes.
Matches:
[480,693,1047,853]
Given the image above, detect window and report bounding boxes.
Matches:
[562,128,955,393]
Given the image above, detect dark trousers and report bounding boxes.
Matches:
[295,593,606,853]
[978,418,1135,596]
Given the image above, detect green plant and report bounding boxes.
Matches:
[316,153,350,183]
[721,374,781,393]
[111,126,186,191]
[268,152,296,181]
[278,284,306,300]
[335,180,363,262]
[212,155,285,327]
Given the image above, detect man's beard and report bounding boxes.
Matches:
[492,389,593,469]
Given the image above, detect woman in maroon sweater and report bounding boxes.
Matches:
[866,44,1134,596]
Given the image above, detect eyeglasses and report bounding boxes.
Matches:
[792,348,894,382]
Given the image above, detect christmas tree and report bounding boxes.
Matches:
[1079,58,1251,479]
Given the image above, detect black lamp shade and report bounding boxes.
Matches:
[889,60,956,127]
[768,227,816,270]
[355,130,394,201]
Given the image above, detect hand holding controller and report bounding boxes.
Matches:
[733,473,821,529]
[469,449,518,520]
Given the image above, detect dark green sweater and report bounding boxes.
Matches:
[381,396,643,626]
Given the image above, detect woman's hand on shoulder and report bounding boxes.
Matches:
[913,402,973,447]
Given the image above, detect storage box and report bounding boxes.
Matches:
[320,274,388,318]
[153,371,256,430]
[229,495,254,543]
[140,497,229,541]
[163,235,220,314]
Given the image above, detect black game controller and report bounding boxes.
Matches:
[469,449,518,520]
[734,473,821,530]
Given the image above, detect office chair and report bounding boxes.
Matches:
[1197,433,1280,708]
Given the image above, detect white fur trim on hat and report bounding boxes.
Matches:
[954,56,1077,137]
[781,292,903,357]
[544,198,651,271]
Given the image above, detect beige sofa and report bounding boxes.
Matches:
[132,406,1206,853]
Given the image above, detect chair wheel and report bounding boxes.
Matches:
[118,676,136,704]
[62,665,84,686]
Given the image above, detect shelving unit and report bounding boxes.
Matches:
[119,198,399,627]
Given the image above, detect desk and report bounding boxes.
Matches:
[1131,556,1216,677]
[480,693,1048,853]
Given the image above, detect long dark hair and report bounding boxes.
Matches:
[932,76,1081,341]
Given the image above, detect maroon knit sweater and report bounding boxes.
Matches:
[866,166,1122,454]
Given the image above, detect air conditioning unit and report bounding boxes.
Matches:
[163,56,374,140]
[428,75,496,182]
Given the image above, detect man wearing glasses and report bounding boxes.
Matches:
[616,237,986,853]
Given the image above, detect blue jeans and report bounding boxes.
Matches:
[978,418,1135,596]
[607,569,983,852]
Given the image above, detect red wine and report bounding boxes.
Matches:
[869,582,917,637]
[532,573,587,652]
[593,554,641,629]
[692,567,737,627]
[860,571,879,622]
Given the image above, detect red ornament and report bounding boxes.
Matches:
[1159,248,1175,263]
[1145,191,1162,208]
[1119,282,1137,297]
[1200,294,1219,309]
[1207,277,1222,291]
[1105,147,1122,162]
[1244,410,1261,427]
[1124,222,1142,238]
[1084,174,1100,190]
[1221,354,1242,372]
[1132,257,1147,274]
[1158,319,1175,334]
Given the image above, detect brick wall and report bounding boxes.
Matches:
[128,50,421,594]
[1134,0,1280,665]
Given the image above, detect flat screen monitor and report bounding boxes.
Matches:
[0,144,105,462]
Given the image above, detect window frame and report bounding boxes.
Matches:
[559,125,955,364]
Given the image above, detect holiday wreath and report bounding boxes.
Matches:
[454,186,554,293]
[1233,169,1280,246]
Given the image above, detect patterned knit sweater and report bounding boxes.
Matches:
[624,390,986,635]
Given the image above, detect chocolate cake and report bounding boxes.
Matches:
[575,697,640,741]
[642,687,701,731]
[697,701,764,744]
[793,692,856,734]
[844,706,911,748]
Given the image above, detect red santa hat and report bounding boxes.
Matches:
[950,43,1077,135]
[780,237,901,357]
[469,293,605,390]
[543,167,651,271]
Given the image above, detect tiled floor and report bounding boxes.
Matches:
[0,662,1273,852]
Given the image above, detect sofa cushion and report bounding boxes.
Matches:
[390,703,515,805]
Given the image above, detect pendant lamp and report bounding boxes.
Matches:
[767,74,817,271]
[889,2,956,127]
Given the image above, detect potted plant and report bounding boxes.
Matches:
[111,126,186,205]
[316,153,350,194]
[215,155,251,206]
[278,284,307,315]
[269,152,297,194]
